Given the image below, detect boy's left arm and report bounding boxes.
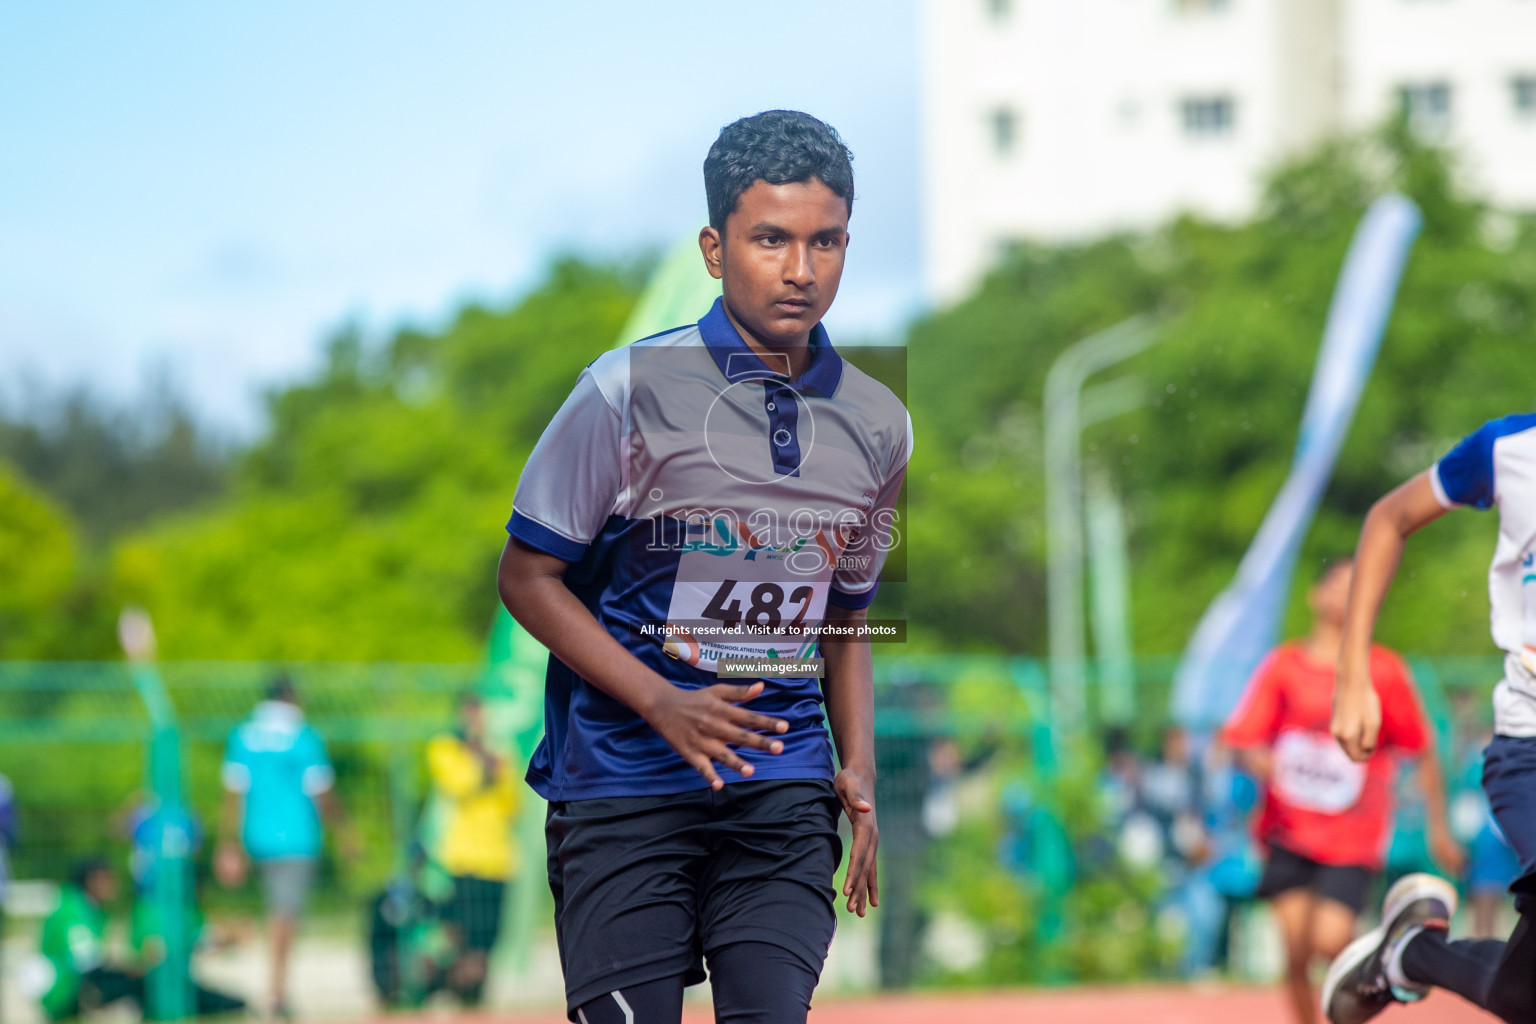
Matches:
[1334,471,1452,760]
[822,603,878,917]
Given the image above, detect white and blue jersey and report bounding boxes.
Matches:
[509,298,912,801]
[1432,413,1536,737]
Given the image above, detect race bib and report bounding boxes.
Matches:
[661,516,838,673]
[1272,727,1367,813]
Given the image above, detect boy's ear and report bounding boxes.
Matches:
[698,226,725,281]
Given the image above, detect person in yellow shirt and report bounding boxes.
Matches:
[425,692,518,1006]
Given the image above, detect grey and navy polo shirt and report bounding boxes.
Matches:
[509,297,912,800]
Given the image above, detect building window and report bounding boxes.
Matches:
[1181,96,1235,137]
[1399,81,1453,134]
[990,106,1019,155]
[1515,76,1536,119]
[986,0,1012,21]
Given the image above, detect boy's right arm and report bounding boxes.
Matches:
[497,537,788,789]
[215,788,247,887]
[1333,471,1451,762]
[1222,651,1282,782]
[1231,746,1273,784]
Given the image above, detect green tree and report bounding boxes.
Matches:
[0,382,226,543]
[902,124,1536,658]
[0,462,77,657]
[112,258,643,660]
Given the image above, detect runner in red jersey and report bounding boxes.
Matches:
[1221,558,1462,1024]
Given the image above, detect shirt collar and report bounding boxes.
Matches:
[697,297,843,397]
[254,700,304,729]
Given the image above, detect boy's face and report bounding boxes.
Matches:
[460,698,484,741]
[85,867,118,903]
[1309,561,1353,628]
[700,177,850,349]
[1163,727,1188,765]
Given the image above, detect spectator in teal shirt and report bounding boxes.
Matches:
[215,675,355,1019]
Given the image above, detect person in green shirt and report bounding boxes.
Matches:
[39,859,142,1021]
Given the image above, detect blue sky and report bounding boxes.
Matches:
[0,2,921,434]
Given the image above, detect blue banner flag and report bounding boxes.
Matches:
[1172,194,1423,728]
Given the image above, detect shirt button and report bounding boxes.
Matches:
[773,428,792,448]
[766,402,776,411]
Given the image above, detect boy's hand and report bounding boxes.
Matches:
[834,768,879,917]
[214,841,248,888]
[1332,677,1382,763]
[1240,748,1275,784]
[644,681,788,790]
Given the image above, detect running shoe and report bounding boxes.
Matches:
[1321,872,1457,1024]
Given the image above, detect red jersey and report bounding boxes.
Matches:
[1221,642,1430,869]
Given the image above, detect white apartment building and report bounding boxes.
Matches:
[921,0,1536,303]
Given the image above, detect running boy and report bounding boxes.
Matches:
[1223,558,1460,1024]
[1326,414,1536,1024]
[497,110,910,1023]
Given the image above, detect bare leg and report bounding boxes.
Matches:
[1273,889,1320,1024]
[450,950,489,1006]
[269,912,296,1013]
[1474,892,1503,940]
[1309,898,1358,963]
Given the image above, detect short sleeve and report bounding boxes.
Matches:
[298,728,334,797]
[1221,650,1285,748]
[221,730,252,793]
[1376,653,1430,755]
[1432,421,1499,510]
[508,368,625,562]
[830,410,912,609]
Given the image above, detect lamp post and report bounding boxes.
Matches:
[1043,317,1156,736]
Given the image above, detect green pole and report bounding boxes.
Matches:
[1009,658,1071,981]
[1044,318,1156,738]
[478,608,549,975]
[119,609,193,1021]
[1085,470,1136,725]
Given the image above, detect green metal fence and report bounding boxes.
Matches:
[0,653,1509,1017]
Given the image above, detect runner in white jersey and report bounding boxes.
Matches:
[1325,413,1536,1024]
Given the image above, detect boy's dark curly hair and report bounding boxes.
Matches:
[704,110,854,231]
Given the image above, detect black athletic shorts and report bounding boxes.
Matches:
[545,778,841,1020]
[1257,842,1373,915]
[446,875,506,952]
